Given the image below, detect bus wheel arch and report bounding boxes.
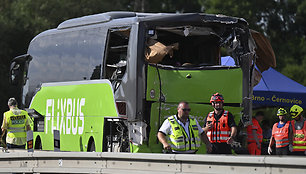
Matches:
[87,137,95,152]
[34,136,42,150]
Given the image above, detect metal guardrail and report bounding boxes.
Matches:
[0,150,306,174]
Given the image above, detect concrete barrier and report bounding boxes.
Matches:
[0,151,306,173]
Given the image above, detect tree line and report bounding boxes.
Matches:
[0,0,305,115]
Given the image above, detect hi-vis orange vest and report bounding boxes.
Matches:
[206,110,231,143]
[247,118,263,143]
[272,121,290,148]
[291,120,306,152]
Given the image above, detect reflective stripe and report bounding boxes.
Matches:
[208,134,230,137]
[246,135,263,140]
[247,135,263,141]
[209,137,229,141]
[170,143,201,150]
[293,141,306,144]
[7,127,26,134]
[169,137,184,143]
[191,144,201,148]
[247,133,263,136]
[276,142,289,146]
[7,130,26,134]
[276,139,288,142]
[293,146,306,149]
[7,127,25,130]
[170,144,186,150]
[190,138,201,142]
[207,131,230,135]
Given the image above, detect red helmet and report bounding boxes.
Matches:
[210,93,224,103]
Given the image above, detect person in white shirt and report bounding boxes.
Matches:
[157,101,212,154]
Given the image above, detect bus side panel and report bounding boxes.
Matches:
[146,65,243,104]
[147,102,242,154]
[30,80,118,152]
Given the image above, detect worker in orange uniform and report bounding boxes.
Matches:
[290,105,306,156]
[268,108,293,155]
[247,111,264,155]
[203,93,237,154]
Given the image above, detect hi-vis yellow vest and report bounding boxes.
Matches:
[4,110,28,139]
[168,115,201,151]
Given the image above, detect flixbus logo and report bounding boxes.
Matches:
[45,98,85,135]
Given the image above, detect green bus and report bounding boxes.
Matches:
[10,12,259,153]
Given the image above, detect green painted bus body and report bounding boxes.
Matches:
[30,80,118,151]
[29,66,243,152]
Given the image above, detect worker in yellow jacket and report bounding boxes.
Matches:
[1,98,31,149]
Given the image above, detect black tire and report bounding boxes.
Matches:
[34,137,42,150]
[88,139,95,152]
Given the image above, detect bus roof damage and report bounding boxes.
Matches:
[57,11,275,73]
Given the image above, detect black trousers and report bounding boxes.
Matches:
[208,143,232,154]
[275,146,289,155]
[6,143,26,149]
[291,151,305,156]
[261,143,269,155]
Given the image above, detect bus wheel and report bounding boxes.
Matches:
[35,136,42,150]
[87,138,95,152]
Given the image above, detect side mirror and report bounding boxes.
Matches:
[10,61,22,85]
[9,54,32,86]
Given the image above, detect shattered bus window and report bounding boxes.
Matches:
[145,26,221,67]
[104,28,131,90]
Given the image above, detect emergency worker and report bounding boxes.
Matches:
[290,105,306,155]
[203,93,237,154]
[1,98,31,149]
[268,108,293,155]
[157,101,212,154]
[247,111,264,155]
[261,120,272,155]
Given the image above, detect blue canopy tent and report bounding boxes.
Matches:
[221,56,306,108]
[252,68,306,108]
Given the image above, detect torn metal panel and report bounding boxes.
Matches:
[251,30,276,72]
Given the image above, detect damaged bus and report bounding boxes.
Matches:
[9,12,273,153]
